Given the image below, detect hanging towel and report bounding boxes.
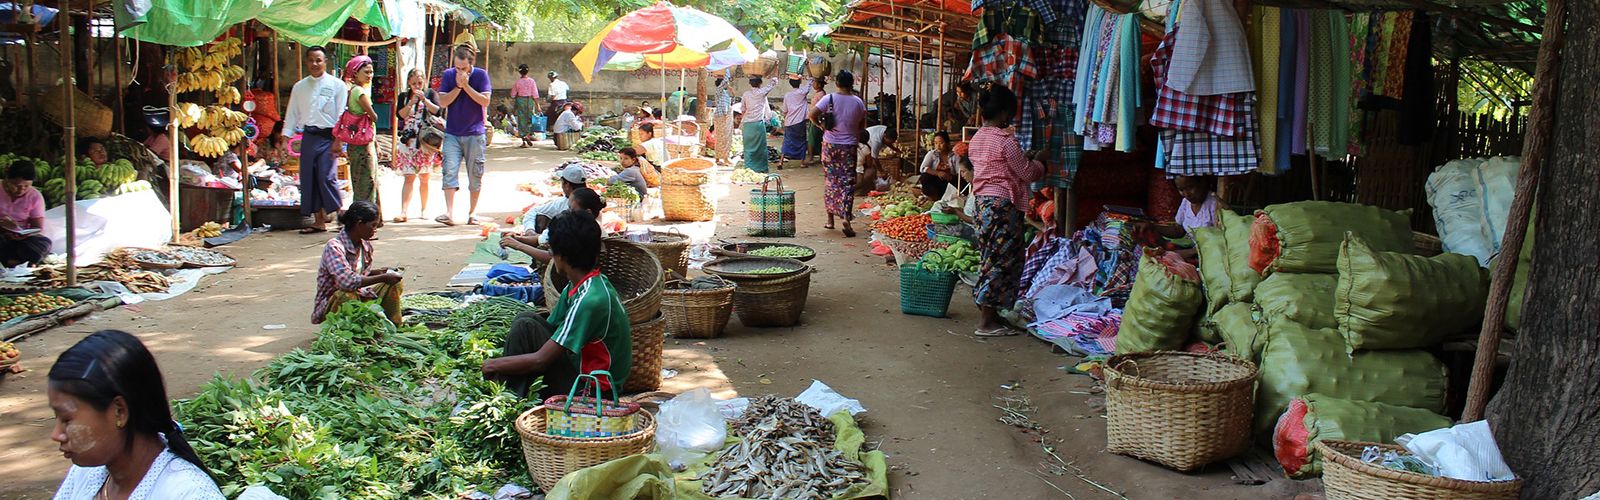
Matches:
[1253,6,1282,174]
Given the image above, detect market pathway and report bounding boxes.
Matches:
[0,138,1266,498]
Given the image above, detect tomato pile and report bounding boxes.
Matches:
[873,213,932,242]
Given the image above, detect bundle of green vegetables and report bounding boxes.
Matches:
[175,300,542,498]
[574,126,630,161]
[603,181,640,204]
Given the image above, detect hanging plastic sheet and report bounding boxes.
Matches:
[118,0,392,48]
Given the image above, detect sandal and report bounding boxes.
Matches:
[392,216,408,223]
[434,215,455,226]
[974,327,1020,337]
[298,226,328,234]
[842,226,856,238]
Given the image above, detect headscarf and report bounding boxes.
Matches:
[344,55,373,81]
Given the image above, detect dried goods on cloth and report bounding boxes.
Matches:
[1114,251,1204,354]
[546,396,888,500]
[1273,393,1449,478]
[1203,302,1260,363]
[1335,236,1488,352]
[1248,201,1413,275]
[1254,318,1447,438]
[1253,272,1338,330]
[1424,156,1519,266]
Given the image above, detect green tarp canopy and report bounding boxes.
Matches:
[117,0,392,47]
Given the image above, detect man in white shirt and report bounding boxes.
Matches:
[544,71,571,134]
[281,46,347,234]
[740,76,778,172]
[779,75,812,167]
[551,102,584,133]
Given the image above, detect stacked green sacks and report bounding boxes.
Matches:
[1335,236,1490,352]
[1272,393,1451,478]
[1114,253,1203,354]
[1209,302,1262,363]
[1253,273,1339,330]
[1193,226,1231,343]
[1221,212,1264,302]
[1254,318,1447,438]
[1252,201,1413,275]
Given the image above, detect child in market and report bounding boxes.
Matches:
[1136,175,1224,260]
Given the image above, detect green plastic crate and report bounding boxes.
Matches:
[900,263,959,317]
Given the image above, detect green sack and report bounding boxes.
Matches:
[1272,394,1451,478]
[1222,212,1264,302]
[1254,273,1339,330]
[1194,226,1232,320]
[1503,207,1535,331]
[1336,236,1489,352]
[1114,253,1204,354]
[1262,201,1412,274]
[1255,319,1447,437]
[1210,302,1263,363]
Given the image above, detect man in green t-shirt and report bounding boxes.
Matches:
[482,212,632,399]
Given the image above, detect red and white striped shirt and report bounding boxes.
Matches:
[968,126,1044,205]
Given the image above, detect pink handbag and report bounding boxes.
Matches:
[333,110,375,145]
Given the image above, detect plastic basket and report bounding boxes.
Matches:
[899,262,958,317]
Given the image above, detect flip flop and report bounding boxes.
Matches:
[842,227,856,238]
[974,327,1020,337]
[392,216,408,223]
[298,227,327,235]
[434,215,455,226]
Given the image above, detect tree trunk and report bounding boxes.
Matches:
[1484,3,1599,496]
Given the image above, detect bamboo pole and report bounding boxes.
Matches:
[113,32,124,134]
[937,12,944,132]
[60,7,75,286]
[1461,0,1565,423]
[24,31,34,106]
[894,41,902,140]
[168,52,180,243]
[238,28,252,230]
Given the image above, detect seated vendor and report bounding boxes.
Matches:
[80,137,111,167]
[0,160,51,266]
[552,102,584,134]
[1137,175,1223,259]
[312,201,404,325]
[609,147,652,200]
[501,188,605,264]
[482,211,632,399]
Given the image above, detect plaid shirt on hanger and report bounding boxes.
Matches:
[1150,28,1255,138]
[965,35,1038,93]
[973,5,1043,48]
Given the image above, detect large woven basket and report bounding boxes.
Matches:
[636,230,691,275]
[1104,351,1258,471]
[625,312,666,393]
[1317,440,1522,500]
[516,406,657,492]
[543,239,664,324]
[661,184,715,221]
[725,268,812,327]
[662,279,736,339]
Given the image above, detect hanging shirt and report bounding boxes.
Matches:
[969,126,1045,205]
[437,66,492,136]
[1166,0,1255,96]
[282,73,347,134]
[511,76,541,99]
[548,78,570,100]
[782,79,812,127]
[54,447,225,500]
[740,78,778,123]
[547,270,633,392]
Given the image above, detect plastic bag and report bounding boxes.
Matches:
[1193,226,1231,320]
[1336,235,1488,352]
[1255,319,1447,437]
[1272,393,1450,478]
[656,388,729,467]
[1251,201,1413,275]
[1254,272,1338,330]
[796,380,867,417]
[1396,420,1516,482]
[1425,158,1493,264]
[1114,252,1204,354]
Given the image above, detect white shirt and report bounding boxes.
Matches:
[281,73,348,135]
[553,110,583,133]
[549,79,570,100]
[55,448,225,500]
[740,78,778,123]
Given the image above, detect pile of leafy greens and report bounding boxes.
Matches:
[175,299,542,498]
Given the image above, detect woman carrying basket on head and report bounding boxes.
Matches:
[808,70,867,238]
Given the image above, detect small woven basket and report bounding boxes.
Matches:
[662,279,735,339]
[661,184,716,221]
[726,268,812,327]
[1317,440,1522,500]
[624,312,667,393]
[899,263,958,317]
[636,230,691,275]
[544,239,663,324]
[516,406,657,492]
[1104,351,1258,471]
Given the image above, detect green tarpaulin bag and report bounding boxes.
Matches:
[1502,207,1535,331]
[1115,253,1204,354]
[1210,302,1263,363]
[1336,236,1489,352]
[1255,201,1412,275]
[1255,319,1447,437]
[1272,394,1450,478]
[1254,273,1339,330]
[1222,212,1264,302]
[1194,226,1232,322]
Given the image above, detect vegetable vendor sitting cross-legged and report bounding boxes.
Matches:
[481,211,632,399]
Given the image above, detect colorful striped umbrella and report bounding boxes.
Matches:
[570,1,759,83]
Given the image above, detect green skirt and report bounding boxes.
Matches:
[742,121,769,173]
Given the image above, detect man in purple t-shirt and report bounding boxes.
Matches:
[435,44,492,226]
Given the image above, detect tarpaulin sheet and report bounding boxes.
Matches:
[118,0,392,47]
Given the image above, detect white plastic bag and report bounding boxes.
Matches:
[656,388,728,467]
[796,380,866,417]
[1396,420,1515,482]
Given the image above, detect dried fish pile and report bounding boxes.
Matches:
[698,396,870,499]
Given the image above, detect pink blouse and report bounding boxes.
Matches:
[968,126,1043,205]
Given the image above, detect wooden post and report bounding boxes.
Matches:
[59,5,75,286]
[893,42,901,137]
[24,31,34,106]
[271,31,279,110]
[1461,0,1565,423]
[238,31,252,229]
[937,12,945,131]
[113,32,124,134]
[168,52,180,243]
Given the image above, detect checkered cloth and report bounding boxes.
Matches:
[1019,227,1062,294]
[1150,28,1254,138]
[973,5,1043,48]
[1157,120,1261,177]
[1043,0,1089,47]
[965,35,1038,93]
[1018,79,1080,189]
[975,0,1063,25]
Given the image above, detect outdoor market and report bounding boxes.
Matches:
[0,0,1591,498]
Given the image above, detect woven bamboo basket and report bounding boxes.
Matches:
[635,230,691,275]
[1317,440,1522,500]
[1104,351,1258,471]
[661,184,715,221]
[725,268,811,327]
[516,406,657,492]
[662,278,736,339]
[624,312,666,393]
[543,239,663,324]
[666,142,701,159]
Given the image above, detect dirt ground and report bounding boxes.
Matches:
[0,138,1276,499]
